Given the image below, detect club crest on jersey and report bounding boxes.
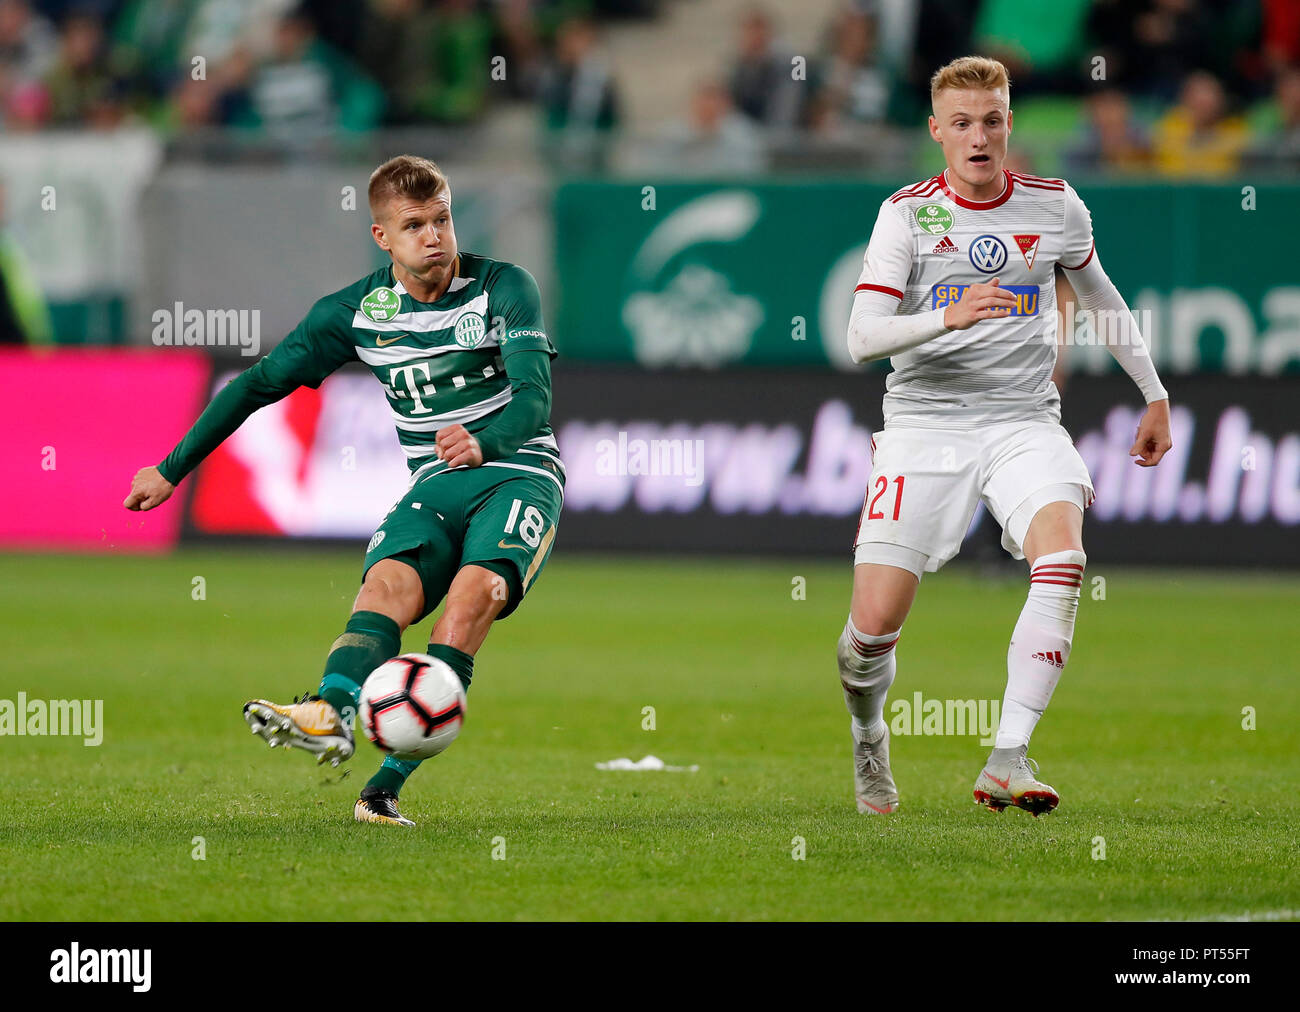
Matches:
[914,203,954,235]
[969,235,1008,274]
[361,287,401,323]
[454,311,486,348]
[1014,234,1041,270]
[929,236,959,255]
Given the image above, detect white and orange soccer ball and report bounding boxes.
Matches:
[360,653,466,760]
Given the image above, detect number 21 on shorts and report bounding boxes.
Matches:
[867,475,905,521]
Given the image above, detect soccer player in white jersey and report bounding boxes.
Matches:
[839,56,1172,816]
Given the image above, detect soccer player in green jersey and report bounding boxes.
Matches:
[124,156,564,827]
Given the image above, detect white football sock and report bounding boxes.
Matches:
[995,549,1085,749]
[837,618,899,743]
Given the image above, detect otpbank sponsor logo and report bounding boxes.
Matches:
[932,283,1040,316]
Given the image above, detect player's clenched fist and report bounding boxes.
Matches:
[123,466,175,511]
[435,424,483,468]
[943,277,1019,330]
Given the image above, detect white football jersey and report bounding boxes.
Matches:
[856,168,1095,428]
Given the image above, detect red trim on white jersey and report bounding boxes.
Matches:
[889,176,943,203]
[855,283,904,299]
[939,169,1014,209]
[1009,171,1065,191]
[1060,242,1095,271]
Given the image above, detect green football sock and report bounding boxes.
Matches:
[365,643,473,797]
[318,611,402,724]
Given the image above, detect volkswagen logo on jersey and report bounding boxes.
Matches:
[454,311,487,348]
[968,235,1008,274]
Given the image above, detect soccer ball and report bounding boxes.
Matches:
[360,653,466,760]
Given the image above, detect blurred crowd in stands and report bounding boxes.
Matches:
[0,0,633,135]
[695,0,1300,176]
[0,0,1297,175]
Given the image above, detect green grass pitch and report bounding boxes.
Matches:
[2,549,1297,921]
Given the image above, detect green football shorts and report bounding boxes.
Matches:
[362,454,563,621]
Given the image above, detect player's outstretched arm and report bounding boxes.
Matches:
[123,298,357,509]
[122,365,303,511]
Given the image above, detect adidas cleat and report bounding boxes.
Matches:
[243,693,354,766]
[354,787,414,827]
[854,724,900,814]
[973,745,1059,816]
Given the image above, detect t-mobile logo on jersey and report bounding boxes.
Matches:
[388,363,435,413]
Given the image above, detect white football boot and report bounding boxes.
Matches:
[854,724,900,814]
[973,745,1059,816]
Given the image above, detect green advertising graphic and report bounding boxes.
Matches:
[554,181,1300,374]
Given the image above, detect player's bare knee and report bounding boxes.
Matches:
[850,609,905,638]
[438,569,508,642]
[356,561,422,626]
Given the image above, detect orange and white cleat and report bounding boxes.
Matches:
[243,693,354,767]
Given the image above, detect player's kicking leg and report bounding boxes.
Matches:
[974,499,1085,816]
[839,558,920,814]
[354,470,560,827]
[353,563,506,827]
[244,557,422,773]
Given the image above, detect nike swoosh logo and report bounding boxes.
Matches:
[985,770,1011,789]
[375,334,408,347]
[497,539,531,551]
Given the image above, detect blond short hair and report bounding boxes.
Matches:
[368,155,449,221]
[930,56,1011,104]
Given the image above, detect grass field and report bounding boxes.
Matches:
[2,549,1298,921]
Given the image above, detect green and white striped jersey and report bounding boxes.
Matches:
[156,251,560,491]
[268,251,558,474]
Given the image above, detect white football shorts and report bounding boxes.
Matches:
[852,419,1094,577]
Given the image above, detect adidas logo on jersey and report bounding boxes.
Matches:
[1030,650,1065,668]
[929,236,959,254]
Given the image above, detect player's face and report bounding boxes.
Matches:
[372,193,458,288]
[928,89,1012,195]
